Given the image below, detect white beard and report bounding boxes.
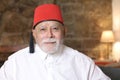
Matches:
[39,38,63,54]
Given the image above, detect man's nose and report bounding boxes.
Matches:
[47,29,54,38]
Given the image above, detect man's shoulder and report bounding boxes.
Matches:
[63,45,93,62]
[8,46,29,59]
[63,45,85,56]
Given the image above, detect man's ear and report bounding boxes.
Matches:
[32,29,36,39]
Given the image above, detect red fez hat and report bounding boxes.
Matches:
[33,4,64,28]
[29,4,63,53]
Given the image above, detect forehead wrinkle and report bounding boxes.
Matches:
[36,21,63,29]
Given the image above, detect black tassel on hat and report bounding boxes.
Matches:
[29,32,34,53]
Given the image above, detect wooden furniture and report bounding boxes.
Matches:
[95,60,115,66]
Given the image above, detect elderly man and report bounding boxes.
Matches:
[0,4,110,80]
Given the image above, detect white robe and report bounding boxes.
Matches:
[0,45,110,80]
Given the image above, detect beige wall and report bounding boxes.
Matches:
[0,0,112,61]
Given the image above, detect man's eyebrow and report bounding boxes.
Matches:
[37,25,46,28]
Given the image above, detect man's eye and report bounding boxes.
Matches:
[53,27,59,30]
[40,28,46,31]
[40,28,45,31]
[38,26,46,31]
[37,28,46,32]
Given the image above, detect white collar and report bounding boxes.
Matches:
[35,44,48,60]
[34,44,64,61]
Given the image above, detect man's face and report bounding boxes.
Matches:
[32,21,65,54]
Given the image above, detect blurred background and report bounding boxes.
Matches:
[1,0,120,67]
